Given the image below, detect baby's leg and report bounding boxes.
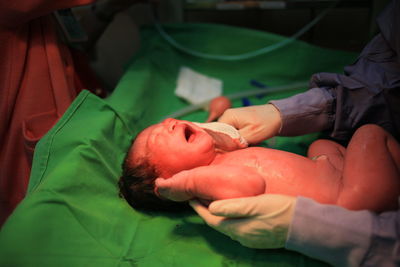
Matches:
[308,139,346,172]
[337,124,400,212]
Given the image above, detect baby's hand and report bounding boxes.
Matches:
[155,174,194,202]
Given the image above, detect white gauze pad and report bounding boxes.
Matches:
[175,67,223,105]
[194,122,248,151]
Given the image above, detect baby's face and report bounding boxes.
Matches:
[128,118,216,177]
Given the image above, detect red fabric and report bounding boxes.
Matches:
[0,0,99,226]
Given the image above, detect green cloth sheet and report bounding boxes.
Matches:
[0,23,356,266]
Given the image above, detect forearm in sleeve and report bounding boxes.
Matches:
[270,1,400,142]
[269,87,335,136]
[286,197,400,267]
[271,70,397,142]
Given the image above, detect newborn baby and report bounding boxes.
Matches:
[119,118,400,213]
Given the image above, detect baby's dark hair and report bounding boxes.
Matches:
[118,143,189,212]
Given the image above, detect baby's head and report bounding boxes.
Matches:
[119,118,217,211]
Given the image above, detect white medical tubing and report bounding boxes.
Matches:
[153,1,340,61]
[162,81,308,120]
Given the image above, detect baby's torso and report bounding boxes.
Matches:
[212,147,343,204]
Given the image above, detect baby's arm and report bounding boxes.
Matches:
[155,165,265,202]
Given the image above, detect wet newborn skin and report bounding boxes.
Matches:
[128,119,400,212]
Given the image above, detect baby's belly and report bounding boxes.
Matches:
[219,148,342,204]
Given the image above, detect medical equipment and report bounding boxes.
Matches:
[153,0,340,61]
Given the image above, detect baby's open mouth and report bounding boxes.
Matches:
[184,125,196,143]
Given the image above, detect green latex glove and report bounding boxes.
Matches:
[190,194,297,249]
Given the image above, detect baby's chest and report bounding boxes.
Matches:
[214,150,261,167]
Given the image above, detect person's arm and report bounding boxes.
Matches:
[220,1,400,144]
[219,72,395,144]
[272,0,400,142]
[269,86,335,137]
[271,64,398,143]
[286,197,400,267]
[191,194,400,266]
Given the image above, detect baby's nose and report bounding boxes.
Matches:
[162,118,180,132]
[162,118,177,125]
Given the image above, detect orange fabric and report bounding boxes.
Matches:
[0,0,97,226]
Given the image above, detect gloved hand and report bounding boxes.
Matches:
[190,194,296,249]
[217,104,282,144]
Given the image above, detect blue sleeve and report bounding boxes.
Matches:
[270,0,400,142]
[269,87,335,136]
[285,197,400,267]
